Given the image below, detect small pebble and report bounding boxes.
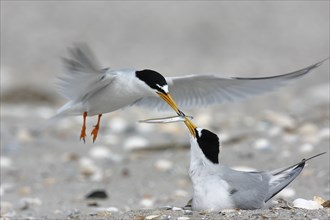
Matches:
[79,157,103,181]
[124,136,149,151]
[183,210,193,215]
[268,126,282,137]
[19,186,32,196]
[298,123,318,135]
[293,198,323,210]
[17,129,33,142]
[177,217,190,220]
[85,190,108,199]
[19,197,42,210]
[154,159,173,172]
[263,111,295,130]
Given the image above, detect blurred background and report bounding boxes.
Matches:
[1,1,329,218]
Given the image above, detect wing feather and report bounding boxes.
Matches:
[133,59,328,111]
[56,43,115,102]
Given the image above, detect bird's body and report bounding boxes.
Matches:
[56,68,154,117]
[187,127,325,211]
[140,116,325,211]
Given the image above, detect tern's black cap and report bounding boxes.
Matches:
[135,69,167,94]
[196,129,220,164]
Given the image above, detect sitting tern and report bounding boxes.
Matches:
[141,116,326,211]
[53,43,327,142]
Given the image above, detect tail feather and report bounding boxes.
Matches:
[265,152,326,202]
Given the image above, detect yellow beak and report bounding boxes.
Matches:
[183,116,197,138]
[157,92,197,137]
[157,92,182,115]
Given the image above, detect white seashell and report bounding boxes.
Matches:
[123,136,149,151]
[155,159,173,172]
[300,143,314,153]
[253,138,271,151]
[293,198,323,210]
[140,198,154,208]
[89,146,111,159]
[172,206,183,211]
[276,188,296,198]
[145,215,160,220]
[177,217,190,220]
[95,207,119,212]
[221,209,237,213]
[0,157,12,169]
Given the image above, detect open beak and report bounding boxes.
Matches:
[157,92,183,116]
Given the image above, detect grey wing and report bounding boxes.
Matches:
[57,43,115,102]
[222,169,271,209]
[133,59,327,111]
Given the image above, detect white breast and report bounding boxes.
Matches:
[192,174,234,211]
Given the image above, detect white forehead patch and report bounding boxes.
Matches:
[157,84,169,93]
[196,128,203,137]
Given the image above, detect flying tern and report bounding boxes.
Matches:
[53,44,327,142]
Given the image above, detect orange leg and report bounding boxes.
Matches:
[91,114,102,143]
[80,112,87,143]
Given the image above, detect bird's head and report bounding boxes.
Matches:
[135,69,184,116]
[194,128,220,164]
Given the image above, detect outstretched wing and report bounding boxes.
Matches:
[56,43,115,102]
[133,59,328,111]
